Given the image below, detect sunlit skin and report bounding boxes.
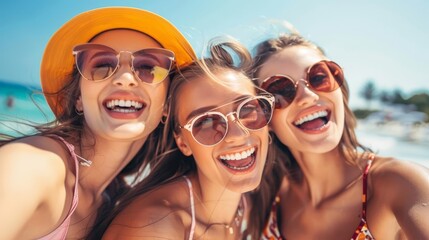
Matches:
[69,30,170,237]
[103,70,270,239]
[78,29,169,142]
[256,45,429,239]
[0,29,171,239]
[176,71,269,194]
[79,29,170,236]
[257,46,344,155]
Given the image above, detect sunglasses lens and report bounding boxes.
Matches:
[74,44,174,84]
[191,113,227,146]
[238,97,273,130]
[75,47,118,81]
[308,61,344,92]
[133,49,174,84]
[262,76,297,109]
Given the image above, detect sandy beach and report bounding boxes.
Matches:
[356,120,429,167]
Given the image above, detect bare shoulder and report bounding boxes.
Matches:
[370,156,428,183]
[1,135,70,158]
[0,135,72,239]
[0,135,70,205]
[105,178,192,240]
[0,135,70,182]
[369,157,429,237]
[370,156,429,204]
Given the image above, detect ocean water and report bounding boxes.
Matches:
[356,121,429,167]
[0,81,54,135]
[1,81,428,167]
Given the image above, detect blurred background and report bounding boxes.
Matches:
[0,0,428,165]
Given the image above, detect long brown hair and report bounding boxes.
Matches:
[248,33,373,237]
[251,33,372,165]
[92,37,276,239]
[0,66,166,240]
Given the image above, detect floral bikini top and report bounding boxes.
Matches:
[262,155,375,240]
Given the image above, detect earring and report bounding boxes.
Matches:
[268,134,273,145]
[160,115,167,124]
[75,108,84,116]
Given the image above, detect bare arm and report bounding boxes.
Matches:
[103,180,192,240]
[0,137,67,239]
[375,160,429,239]
[103,201,187,240]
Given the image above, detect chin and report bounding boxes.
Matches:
[308,140,339,154]
[107,122,148,140]
[228,172,264,193]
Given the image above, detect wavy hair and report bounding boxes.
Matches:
[248,33,373,236]
[92,37,276,239]
[0,66,166,240]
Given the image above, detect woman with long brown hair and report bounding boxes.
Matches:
[103,38,275,240]
[252,32,429,239]
[0,7,195,239]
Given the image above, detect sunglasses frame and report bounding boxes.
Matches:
[72,43,175,84]
[260,60,344,109]
[179,95,274,146]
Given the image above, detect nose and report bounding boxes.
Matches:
[294,79,319,107]
[111,68,139,87]
[111,53,139,87]
[223,112,250,143]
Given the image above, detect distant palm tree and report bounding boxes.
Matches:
[360,80,377,109]
[379,90,392,103]
[391,89,406,104]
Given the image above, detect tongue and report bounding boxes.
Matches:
[223,156,252,167]
[299,118,326,130]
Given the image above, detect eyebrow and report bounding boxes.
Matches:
[184,95,252,122]
[86,51,115,61]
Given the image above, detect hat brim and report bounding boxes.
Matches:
[41,7,196,116]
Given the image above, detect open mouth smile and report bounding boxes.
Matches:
[105,99,146,113]
[294,110,330,131]
[219,147,256,171]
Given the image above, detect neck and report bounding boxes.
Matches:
[191,173,244,230]
[291,148,361,207]
[75,134,147,198]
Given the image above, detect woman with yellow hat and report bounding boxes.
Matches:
[0,6,195,239]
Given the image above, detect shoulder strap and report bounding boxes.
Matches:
[37,135,80,240]
[183,176,196,240]
[361,154,375,219]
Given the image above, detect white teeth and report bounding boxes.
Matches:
[105,99,144,110]
[227,158,256,171]
[220,147,255,161]
[294,110,328,125]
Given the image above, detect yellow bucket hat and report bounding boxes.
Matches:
[40,6,196,116]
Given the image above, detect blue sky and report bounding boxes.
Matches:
[1,0,428,108]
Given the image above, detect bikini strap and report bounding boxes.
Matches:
[361,154,375,219]
[37,135,80,240]
[183,176,196,240]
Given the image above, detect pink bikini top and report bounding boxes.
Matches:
[38,136,79,240]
